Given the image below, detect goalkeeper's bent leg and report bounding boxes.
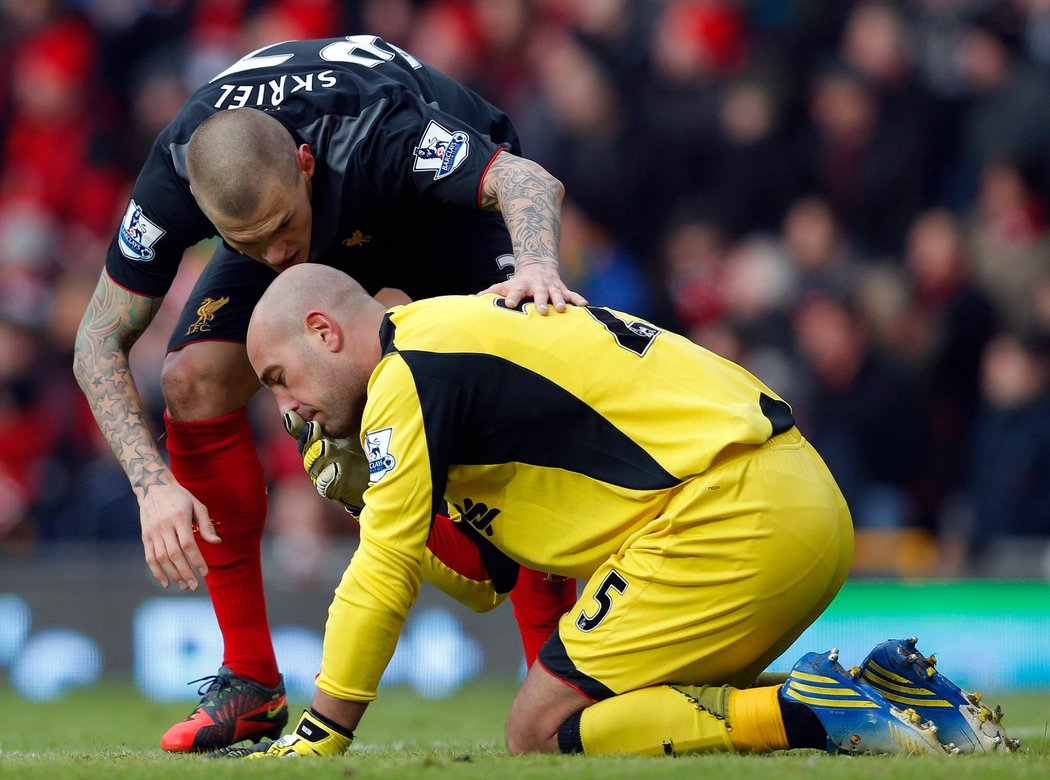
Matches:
[557,684,795,755]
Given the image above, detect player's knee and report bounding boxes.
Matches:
[161,346,257,419]
[505,720,537,755]
[162,351,215,418]
[505,711,559,755]
[506,662,588,755]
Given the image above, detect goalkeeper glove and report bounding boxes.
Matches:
[246,708,354,758]
[284,410,369,514]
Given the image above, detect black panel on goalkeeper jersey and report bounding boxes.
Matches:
[105,35,519,298]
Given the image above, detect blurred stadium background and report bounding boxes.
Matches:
[2,0,1050,707]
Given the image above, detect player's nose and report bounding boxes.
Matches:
[272,389,296,412]
[261,242,285,264]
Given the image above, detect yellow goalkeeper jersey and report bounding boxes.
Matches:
[317,295,796,703]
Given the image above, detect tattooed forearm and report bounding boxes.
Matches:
[73,273,168,499]
[480,152,564,269]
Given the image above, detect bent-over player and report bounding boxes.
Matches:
[73,35,581,751]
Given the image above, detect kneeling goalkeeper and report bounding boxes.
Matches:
[235,264,863,757]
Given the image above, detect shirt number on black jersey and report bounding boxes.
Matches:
[585,306,661,356]
[576,570,628,632]
[210,35,422,84]
[320,36,423,69]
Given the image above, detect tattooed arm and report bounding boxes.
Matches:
[478,151,587,313]
[73,272,220,591]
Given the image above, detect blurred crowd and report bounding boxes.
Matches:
[3,0,1050,579]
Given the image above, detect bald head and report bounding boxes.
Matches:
[187,108,299,221]
[247,265,386,437]
[249,264,376,349]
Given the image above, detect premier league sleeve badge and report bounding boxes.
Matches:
[412,120,470,180]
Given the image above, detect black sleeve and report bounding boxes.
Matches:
[104,141,215,297]
[351,89,509,210]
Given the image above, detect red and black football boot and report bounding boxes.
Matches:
[160,667,288,752]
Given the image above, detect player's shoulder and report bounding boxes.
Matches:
[397,295,603,352]
[397,294,489,327]
[382,295,491,350]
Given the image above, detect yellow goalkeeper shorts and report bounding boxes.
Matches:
[539,428,854,699]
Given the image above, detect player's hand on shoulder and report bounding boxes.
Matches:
[284,410,369,513]
[479,261,587,314]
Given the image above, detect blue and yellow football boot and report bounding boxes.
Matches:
[782,649,949,755]
[859,637,1020,753]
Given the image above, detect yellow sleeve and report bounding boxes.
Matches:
[314,359,436,703]
[421,544,508,613]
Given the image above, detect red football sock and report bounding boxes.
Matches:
[510,567,577,668]
[164,408,279,688]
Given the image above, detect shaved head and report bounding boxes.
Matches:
[247,265,386,438]
[250,265,373,347]
[187,108,299,221]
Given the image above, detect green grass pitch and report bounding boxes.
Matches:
[0,680,1046,779]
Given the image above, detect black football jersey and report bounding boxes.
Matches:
[106,35,520,299]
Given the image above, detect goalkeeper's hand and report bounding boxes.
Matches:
[220,708,355,759]
[284,410,369,514]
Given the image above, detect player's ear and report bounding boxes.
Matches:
[296,144,316,180]
[305,311,342,351]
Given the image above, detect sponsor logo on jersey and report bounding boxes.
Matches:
[118,200,166,262]
[451,498,501,537]
[342,230,371,248]
[365,427,397,481]
[412,120,469,180]
[185,296,231,335]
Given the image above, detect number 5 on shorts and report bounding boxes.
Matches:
[576,571,628,632]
